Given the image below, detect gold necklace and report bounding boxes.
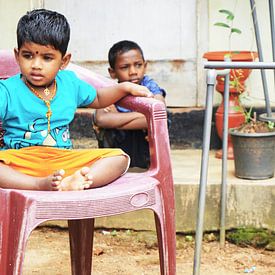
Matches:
[25,80,57,133]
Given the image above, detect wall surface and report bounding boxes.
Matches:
[0,1,273,107]
[0,0,29,49]
[44,0,201,107]
[0,0,207,107]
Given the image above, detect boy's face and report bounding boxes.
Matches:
[14,42,71,87]
[109,49,147,84]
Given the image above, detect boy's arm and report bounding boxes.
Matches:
[118,116,147,130]
[88,82,153,109]
[94,93,166,130]
[95,108,147,130]
[118,93,166,129]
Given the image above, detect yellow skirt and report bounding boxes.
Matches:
[0,146,128,177]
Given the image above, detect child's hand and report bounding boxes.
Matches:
[124,82,153,98]
[103,105,118,113]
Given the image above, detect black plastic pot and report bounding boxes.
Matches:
[230,129,275,179]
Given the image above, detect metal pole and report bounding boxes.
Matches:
[250,0,272,117]
[268,0,275,84]
[220,71,230,247]
[204,61,275,69]
[193,61,275,275]
[193,68,230,274]
[193,69,216,275]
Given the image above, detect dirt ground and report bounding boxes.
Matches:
[22,226,275,275]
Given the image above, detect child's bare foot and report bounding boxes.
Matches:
[59,167,93,191]
[37,169,65,191]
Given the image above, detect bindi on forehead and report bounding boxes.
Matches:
[35,51,39,54]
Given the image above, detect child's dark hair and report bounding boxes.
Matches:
[17,9,70,56]
[108,40,145,69]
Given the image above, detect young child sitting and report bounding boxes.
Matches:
[93,40,167,168]
[0,10,152,191]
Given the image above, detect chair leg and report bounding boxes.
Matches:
[154,211,176,275]
[0,191,34,275]
[0,191,9,275]
[68,218,94,275]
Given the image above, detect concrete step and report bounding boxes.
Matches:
[94,149,275,232]
[46,146,275,233]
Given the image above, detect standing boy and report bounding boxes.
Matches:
[0,10,152,191]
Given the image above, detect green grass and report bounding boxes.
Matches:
[226,228,275,248]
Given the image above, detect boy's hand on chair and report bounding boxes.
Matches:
[104,104,118,113]
[125,82,153,98]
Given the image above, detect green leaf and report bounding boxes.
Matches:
[231,28,242,34]
[232,50,241,55]
[218,9,234,21]
[185,235,193,242]
[232,106,243,112]
[226,14,234,21]
[214,22,230,28]
[268,121,274,129]
[111,230,117,236]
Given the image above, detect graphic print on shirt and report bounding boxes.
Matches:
[8,118,71,149]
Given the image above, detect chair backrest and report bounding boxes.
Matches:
[0,50,20,78]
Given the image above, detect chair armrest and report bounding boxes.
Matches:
[118,96,172,180]
[67,63,116,89]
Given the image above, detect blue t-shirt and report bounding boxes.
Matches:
[0,70,96,149]
[116,75,166,113]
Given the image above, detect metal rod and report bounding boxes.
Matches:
[220,71,230,247]
[193,68,230,274]
[193,69,216,275]
[194,2,275,270]
[195,58,275,273]
[250,0,272,117]
[204,61,275,69]
[269,0,275,61]
[269,0,275,85]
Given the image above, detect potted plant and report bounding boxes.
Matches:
[230,110,275,179]
[203,9,258,159]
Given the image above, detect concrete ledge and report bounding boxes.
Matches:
[92,181,275,232]
[44,150,275,232]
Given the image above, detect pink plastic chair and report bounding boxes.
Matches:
[0,50,176,275]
